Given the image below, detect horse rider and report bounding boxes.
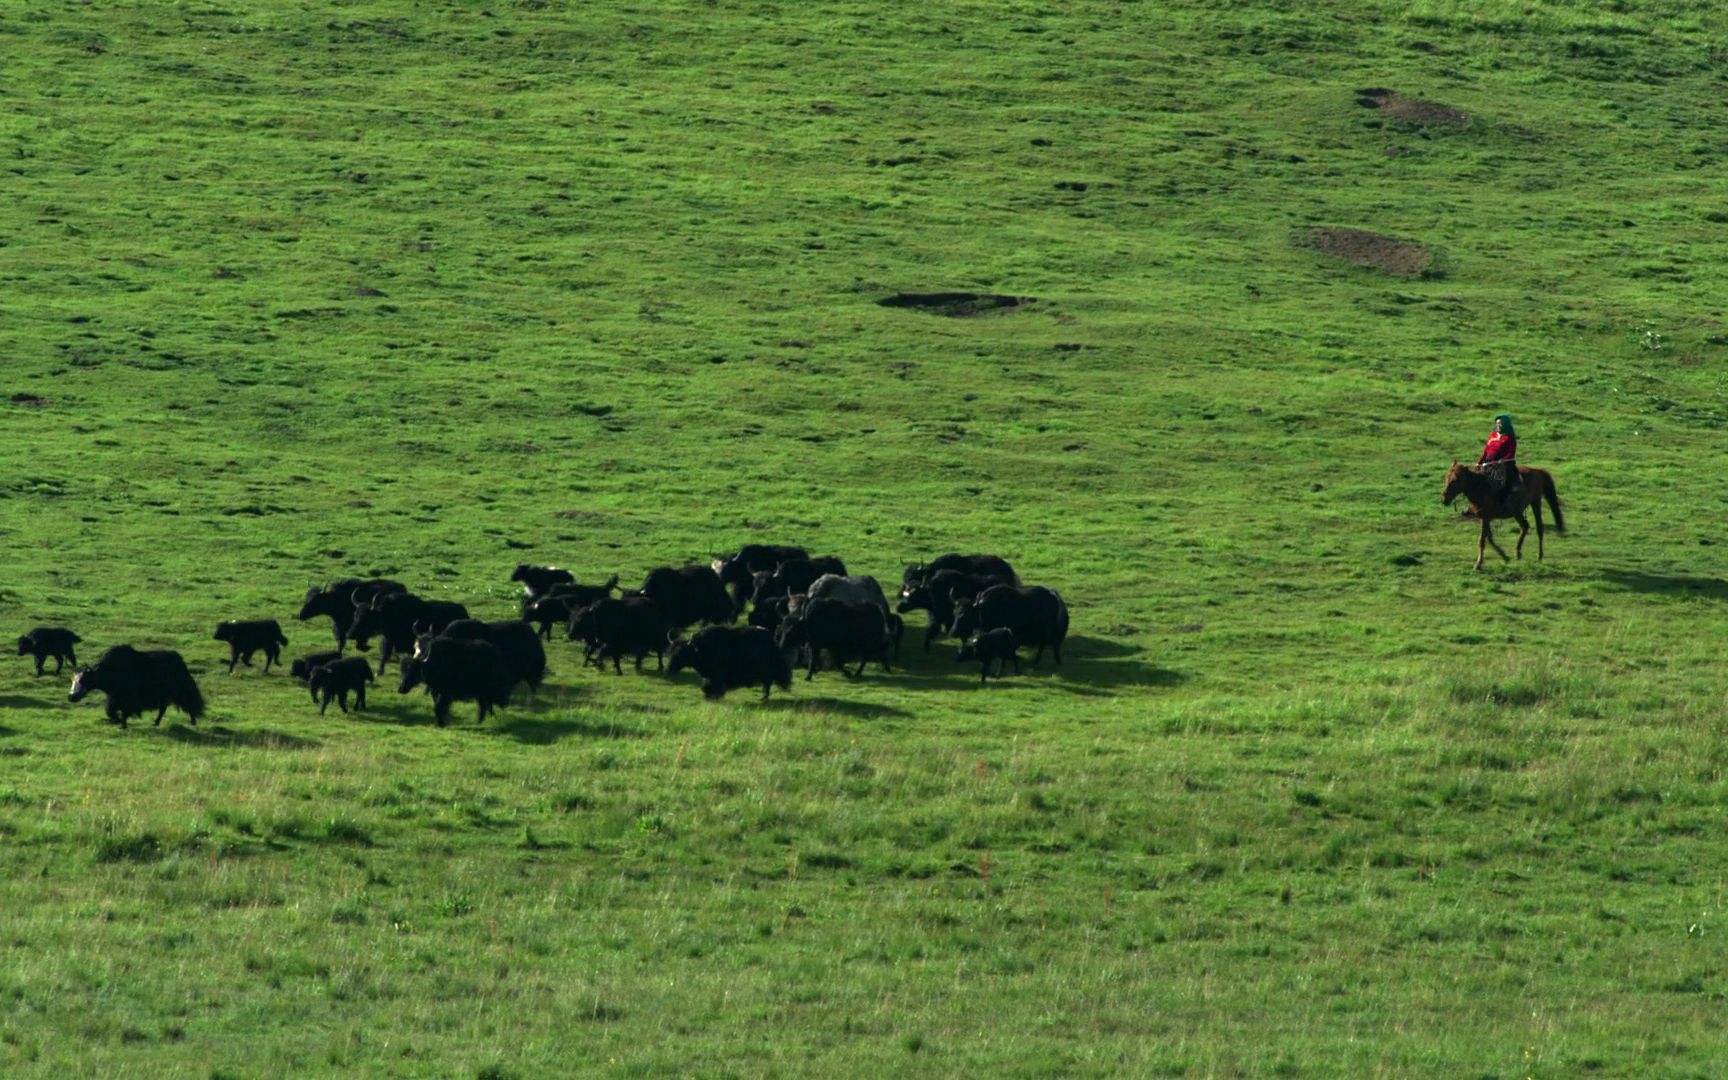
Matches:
[1477,413,1520,508]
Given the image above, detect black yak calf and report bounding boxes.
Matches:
[957,628,1021,683]
[18,626,81,675]
[68,645,204,728]
[713,543,810,613]
[397,637,512,726]
[746,594,791,635]
[214,619,289,674]
[290,650,343,682]
[748,556,848,609]
[521,575,620,640]
[308,656,374,715]
[668,626,793,701]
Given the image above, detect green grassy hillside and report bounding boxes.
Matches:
[3,2,1727,1076]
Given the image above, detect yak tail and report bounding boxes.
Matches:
[1543,476,1567,536]
[177,673,206,725]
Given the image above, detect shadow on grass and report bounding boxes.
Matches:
[0,695,47,711]
[483,714,647,744]
[1600,568,1728,600]
[163,724,322,750]
[1063,634,1145,660]
[336,698,446,727]
[760,696,914,720]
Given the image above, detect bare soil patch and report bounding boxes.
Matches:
[1356,87,1471,131]
[1306,228,1434,279]
[878,292,1033,317]
[9,392,47,407]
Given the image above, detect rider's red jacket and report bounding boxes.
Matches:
[1479,431,1516,464]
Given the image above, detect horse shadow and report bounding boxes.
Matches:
[1600,568,1728,600]
[163,724,322,750]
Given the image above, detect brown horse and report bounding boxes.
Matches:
[1442,462,1566,570]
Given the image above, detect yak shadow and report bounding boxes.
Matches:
[1063,634,1145,660]
[760,696,913,720]
[1600,568,1728,600]
[482,714,646,744]
[0,695,47,711]
[163,724,322,750]
[336,698,446,727]
[1062,655,1189,692]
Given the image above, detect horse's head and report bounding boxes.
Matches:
[1441,461,1469,506]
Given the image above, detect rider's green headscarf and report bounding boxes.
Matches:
[1494,413,1516,439]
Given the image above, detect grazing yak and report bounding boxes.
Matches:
[298,578,405,651]
[307,656,374,715]
[957,628,1021,683]
[567,596,672,674]
[897,568,1014,650]
[667,626,793,700]
[775,597,893,680]
[636,565,735,630]
[397,637,512,726]
[290,650,344,682]
[413,618,545,694]
[952,585,1068,666]
[214,619,288,674]
[510,564,575,601]
[348,591,470,672]
[17,627,81,675]
[68,645,204,728]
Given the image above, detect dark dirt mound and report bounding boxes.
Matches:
[1306,228,1434,279]
[1356,87,1471,130]
[878,292,1033,317]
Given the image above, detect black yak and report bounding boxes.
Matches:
[17,627,81,676]
[68,645,204,728]
[307,656,375,714]
[214,619,288,674]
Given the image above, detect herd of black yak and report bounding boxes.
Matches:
[15,544,1071,729]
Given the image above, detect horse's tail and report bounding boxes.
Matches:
[1543,474,1566,536]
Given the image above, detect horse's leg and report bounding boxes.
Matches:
[1532,490,1545,560]
[1514,514,1530,560]
[1483,519,1511,563]
[1476,519,1489,571]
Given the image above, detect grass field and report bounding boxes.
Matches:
[3,2,1728,1076]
